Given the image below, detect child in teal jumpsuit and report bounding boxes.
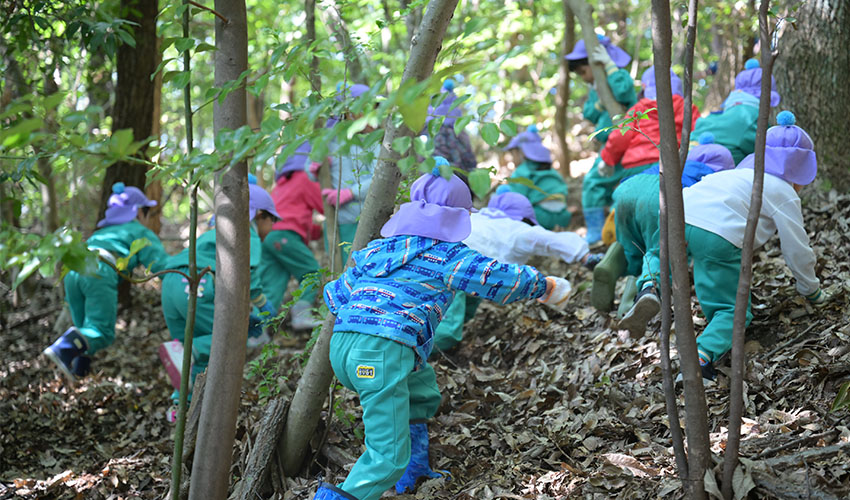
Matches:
[312,160,573,500]
[566,34,637,243]
[44,183,169,383]
[627,112,832,381]
[160,184,280,394]
[610,134,735,336]
[691,59,781,164]
[504,125,571,230]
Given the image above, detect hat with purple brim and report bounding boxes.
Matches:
[326,83,372,128]
[249,184,282,221]
[737,111,817,185]
[565,34,631,68]
[96,182,158,228]
[484,191,538,225]
[380,157,476,242]
[504,125,552,164]
[427,79,463,127]
[735,59,781,107]
[641,65,683,100]
[275,139,312,180]
[688,133,735,172]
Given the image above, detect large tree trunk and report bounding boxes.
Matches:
[189,1,250,498]
[318,0,365,83]
[97,0,159,224]
[278,0,461,476]
[774,0,850,191]
[651,0,710,498]
[553,0,574,177]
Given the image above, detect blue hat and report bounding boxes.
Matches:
[641,66,683,100]
[249,184,281,221]
[275,139,312,180]
[96,183,158,228]
[504,125,552,163]
[427,79,463,127]
[734,59,781,107]
[687,133,735,172]
[484,192,538,225]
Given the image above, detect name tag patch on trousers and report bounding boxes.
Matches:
[356,365,375,379]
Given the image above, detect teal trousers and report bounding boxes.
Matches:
[433,293,467,352]
[259,230,320,310]
[160,271,215,382]
[582,157,653,210]
[64,261,119,354]
[612,172,662,291]
[330,331,417,500]
[685,225,752,362]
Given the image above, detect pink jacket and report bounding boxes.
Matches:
[271,171,324,244]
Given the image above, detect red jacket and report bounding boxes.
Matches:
[600,95,699,169]
[271,171,324,244]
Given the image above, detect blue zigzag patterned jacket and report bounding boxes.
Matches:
[324,235,547,367]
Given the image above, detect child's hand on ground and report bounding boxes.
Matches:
[539,276,572,310]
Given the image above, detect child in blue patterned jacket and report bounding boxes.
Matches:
[312,158,572,500]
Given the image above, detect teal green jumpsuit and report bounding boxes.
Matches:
[259,230,320,309]
[581,68,638,211]
[691,104,759,165]
[507,160,571,230]
[64,220,168,354]
[160,227,267,384]
[611,173,663,291]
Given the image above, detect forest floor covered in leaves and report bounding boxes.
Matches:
[3,187,850,499]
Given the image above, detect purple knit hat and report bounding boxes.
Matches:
[380,157,475,242]
[484,191,538,225]
[427,80,463,127]
[641,66,683,100]
[275,139,312,180]
[735,59,781,107]
[688,133,735,172]
[249,184,282,221]
[504,125,552,164]
[737,111,817,185]
[96,183,158,228]
[565,34,631,68]
[326,83,371,128]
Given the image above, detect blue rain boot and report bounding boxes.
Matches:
[72,355,92,377]
[584,207,607,246]
[43,327,88,383]
[313,481,359,500]
[395,422,447,494]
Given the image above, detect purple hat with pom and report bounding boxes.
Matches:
[380,157,475,242]
[427,80,463,127]
[737,111,817,185]
[565,34,631,68]
[687,133,735,172]
[249,184,281,221]
[484,191,538,225]
[326,83,372,128]
[504,125,552,164]
[275,139,312,180]
[735,59,781,107]
[96,182,158,228]
[641,66,683,100]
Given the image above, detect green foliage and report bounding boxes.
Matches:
[0,225,98,288]
[831,381,850,413]
[246,343,285,404]
[115,238,151,272]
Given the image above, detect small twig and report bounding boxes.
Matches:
[187,0,229,24]
[309,382,337,471]
[8,305,63,330]
[765,322,822,358]
[754,429,839,460]
[98,255,212,285]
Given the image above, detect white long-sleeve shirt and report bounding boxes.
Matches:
[683,168,819,295]
[463,210,589,265]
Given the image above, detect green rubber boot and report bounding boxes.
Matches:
[591,241,627,312]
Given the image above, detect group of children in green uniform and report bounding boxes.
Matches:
[41,34,833,500]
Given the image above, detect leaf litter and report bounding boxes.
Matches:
[2,189,850,498]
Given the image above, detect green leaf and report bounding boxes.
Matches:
[453,115,473,136]
[477,101,497,118]
[195,42,216,53]
[468,169,491,199]
[175,37,195,53]
[397,155,417,174]
[115,237,151,272]
[480,122,500,147]
[13,257,40,289]
[428,116,445,138]
[832,381,850,412]
[1,118,43,148]
[110,129,134,155]
[438,162,453,180]
[500,119,518,137]
[391,136,412,155]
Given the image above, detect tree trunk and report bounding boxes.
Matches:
[722,3,775,498]
[567,0,626,118]
[318,0,365,83]
[97,0,159,224]
[401,0,423,49]
[306,0,320,94]
[651,1,709,498]
[278,0,460,477]
[553,0,574,178]
[147,34,165,236]
[188,0,250,498]
[774,0,850,191]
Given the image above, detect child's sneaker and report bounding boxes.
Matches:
[617,285,660,338]
[165,403,178,423]
[675,356,716,385]
[291,301,320,331]
[247,331,272,349]
[72,355,92,377]
[43,327,88,383]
